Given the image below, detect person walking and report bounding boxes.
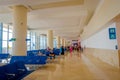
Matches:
[69,46,73,57]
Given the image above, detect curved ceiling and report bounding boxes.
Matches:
[0,0,100,40]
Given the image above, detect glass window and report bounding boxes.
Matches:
[9,29,12,33]
[40,35,43,49]
[9,33,12,40]
[32,36,35,50]
[30,32,36,50]
[0,23,13,53]
[2,31,8,40]
[8,25,13,53]
[53,38,57,48]
[27,42,31,50]
[27,31,30,39]
[27,31,31,50]
[3,28,8,31]
[40,35,47,49]
[44,36,47,49]
[2,41,7,53]
[0,31,2,40]
[9,25,13,32]
[3,24,8,31]
[8,42,12,53]
[0,23,2,53]
[8,42,12,48]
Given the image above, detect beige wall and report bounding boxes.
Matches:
[116,15,120,49]
[116,14,120,67]
[84,48,119,68]
[81,0,120,40]
[117,51,120,68]
[82,13,120,68]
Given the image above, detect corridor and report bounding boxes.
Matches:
[24,52,120,80]
[0,0,120,80]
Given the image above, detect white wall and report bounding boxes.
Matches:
[81,23,118,50]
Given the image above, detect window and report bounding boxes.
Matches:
[53,38,57,48]
[2,24,9,53]
[0,23,13,53]
[27,31,31,50]
[2,31,8,40]
[0,23,2,53]
[40,34,47,49]
[8,25,13,54]
[2,41,7,53]
[30,32,36,50]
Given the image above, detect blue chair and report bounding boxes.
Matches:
[10,56,47,65]
[0,53,10,63]
[14,61,28,74]
[0,67,7,80]
[10,56,26,63]
[0,61,34,80]
[4,63,20,80]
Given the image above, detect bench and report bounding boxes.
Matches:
[0,61,33,80]
[27,50,39,56]
[10,56,47,65]
[0,53,10,63]
[53,49,60,56]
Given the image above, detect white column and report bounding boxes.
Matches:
[56,36,60,48]
[12,5,27,56]
[64,39,66,47]
[61,38,64,47]
[47,30,53,49]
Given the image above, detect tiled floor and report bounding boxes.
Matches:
[24,51,120,80]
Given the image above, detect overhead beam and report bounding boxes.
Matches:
[30,0,84,10]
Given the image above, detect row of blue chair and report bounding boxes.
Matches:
[27,49,60,56]
[0,53,10,63]
[0,53,10,59]
[27,50,39,56]
[10,56,47,65]
[27,49,49,56]
[0,61,33,80]
[53,49,60,55]
[40,49,60,56]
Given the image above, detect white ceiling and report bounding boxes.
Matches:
[0,0,101,40]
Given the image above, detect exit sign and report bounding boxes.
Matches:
[109,28,116,39]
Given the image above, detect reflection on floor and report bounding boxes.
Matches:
[24,51,120,80]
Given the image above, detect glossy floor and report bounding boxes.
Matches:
[24,52,120,80]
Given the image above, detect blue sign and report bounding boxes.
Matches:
[109,28,116,39]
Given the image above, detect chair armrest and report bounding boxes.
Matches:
[6,73,16,76]
[6,73,16,80]
[17,69,25,71]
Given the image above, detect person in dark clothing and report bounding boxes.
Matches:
[49,50,55,59]
[60,46,64,55]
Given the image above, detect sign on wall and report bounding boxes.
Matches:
[109,28,116,39]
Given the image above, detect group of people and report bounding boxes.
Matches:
[60,46,73,55]
[60,45,80,55]
[40,45,84,60]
